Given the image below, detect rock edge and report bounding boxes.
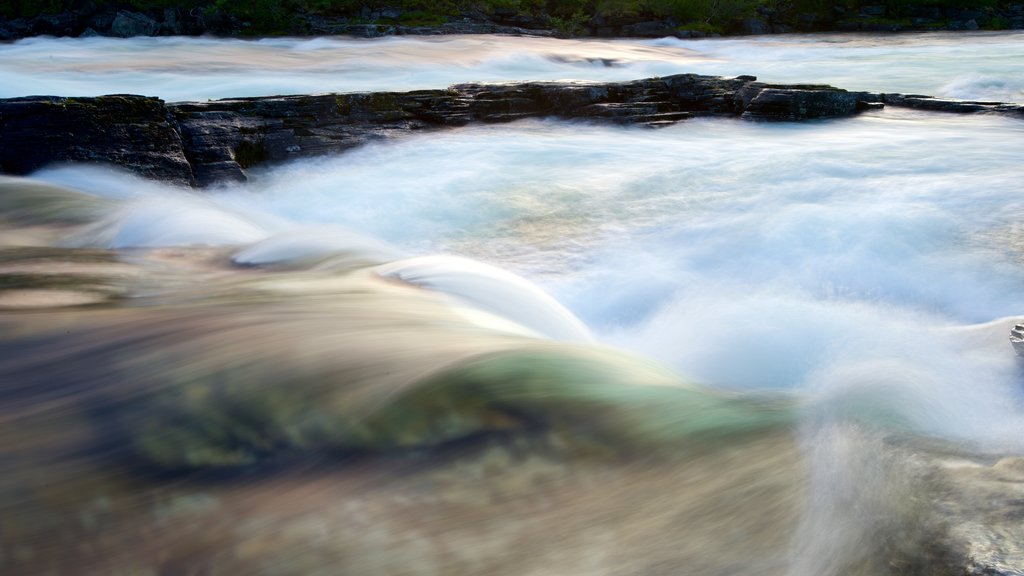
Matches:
[2,74,1022,187]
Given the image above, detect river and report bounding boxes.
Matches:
[2,32,1024,575]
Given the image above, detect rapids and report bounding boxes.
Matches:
[1,31,1024,576]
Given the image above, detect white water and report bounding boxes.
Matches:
[4,32,1024,101]
[14,31,1024,447]
[5,30,1024,575]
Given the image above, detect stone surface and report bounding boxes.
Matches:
[737,83,867,120]
[0,95,194,186]
[3,75,1023,187]
[880,93,1024,117]
[109,10,159,37]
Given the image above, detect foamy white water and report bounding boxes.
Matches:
[3,31,1023,101]
[5,31,1024,576]
[5,31,1024,446]
[31,100,1024,446]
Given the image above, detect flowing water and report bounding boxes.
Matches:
[2,32,1024,575]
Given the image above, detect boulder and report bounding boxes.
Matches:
[737,83,864,120]
[109,10,159,37]
[0,95,194,186]
[29,12,76,36]
[0,18,31,40]
[738,17,771,34]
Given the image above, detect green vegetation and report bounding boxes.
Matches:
[0,0,1019,35]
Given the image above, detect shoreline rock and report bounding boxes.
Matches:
[2,75,1022,188]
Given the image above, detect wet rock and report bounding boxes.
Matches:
[927,453,1024,576]
[739,17,771,34]
[737,83,864,120]
[0,95,194,187]
[109,10,158,38]
[166,76,868,182]
[879,94,1024,117]
[12,74,1024,187]
[0,76,869,186]
[0,18,31,40]
[29,12,77,36]
[621,20,678,37]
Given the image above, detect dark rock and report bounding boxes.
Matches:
[86,8,117,33]
[18,74,1024,187]
[863,20,905,32]
[109,10,158,37]
[737,83,864,120]
[158,7,183,36]
[0,95,194,186]
[0,18,31,40]
[0,75,869,186]
[738,17,771,34]
[621,20,678,37]
[165,76,871,181]
[29,12,77,36]
[795,12,822,30]
[880,94,1024,117]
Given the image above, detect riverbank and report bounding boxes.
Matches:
[1,1,1022,41]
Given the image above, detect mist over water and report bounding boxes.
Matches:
[4,31,1024,575]
[32,105,1024,445]
[3,31,1024,101]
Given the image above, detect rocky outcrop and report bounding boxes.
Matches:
[1,74,1022,187]
[735,81,876,120]
[109,10,160,38]
[878,93,1024,117]
[0,95,194,186]
[0,75,865,187]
